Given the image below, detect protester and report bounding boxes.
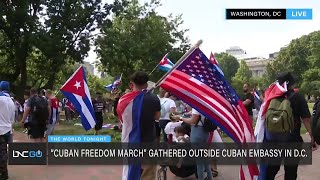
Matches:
[21,88,50,142]
[0,81,15,180]
[45,89,60,135]
[242,83,254,123]
[264,72,317,180]
[117,71,160,180]
[173,109,213,180]
[22,90,30,134]
[157,88,176,143]
[10,94,21,122]
[92,92,106,135]
[165,104,192,142]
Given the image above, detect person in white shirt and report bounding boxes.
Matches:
[157,87,176,143]
[173,108,213,180]
[0,81,15,180]
[22,90,30,134]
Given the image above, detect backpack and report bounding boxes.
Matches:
[197,116,217,132]
[311,100,320,145]
[266,93,295,134]
[29,95,49,125]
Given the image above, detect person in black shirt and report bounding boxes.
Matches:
[265,72,318,180]
[242,83,254,123]
[126,71,160,180]
[92,92,106,135]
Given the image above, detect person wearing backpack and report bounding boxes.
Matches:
[173,109,215,180]
[21,88,51,142]
[0,81,15,180]
[311,97,320,145]
[264,72,317,180]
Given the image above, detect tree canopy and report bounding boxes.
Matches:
[214,52,239,83]
[265,30,320,95]
[96,0,190,88]
[0,0,126,98]
[231,60,252,95]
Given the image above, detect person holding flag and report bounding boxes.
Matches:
[157,40,259,179]
[45,89,60,135]
[60,66,96,131]
[116,71,161,180]
[255,72,317,180]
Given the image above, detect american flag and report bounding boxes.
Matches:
[159,48,259,180]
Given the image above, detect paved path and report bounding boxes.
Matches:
[7,132,319,180]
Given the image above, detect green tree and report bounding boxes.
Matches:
[0,1,42,92]
[96,0,190,89]
[232,60,252,94]
[214,52,239,83]
[0,0,127,99]
[264,31,320,95]
[35,0,125,89]
[87,74,113,96]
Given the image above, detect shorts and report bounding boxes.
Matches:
[95,113,103,131]
[155,121,161,137]
[28,124,46,139]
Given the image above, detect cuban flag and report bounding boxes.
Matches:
[105,74,122,93]
[49,97,60,125]
[116,90,145,180]
[209,52,224,76]
[60,66,96,131]
[159,53,174,72]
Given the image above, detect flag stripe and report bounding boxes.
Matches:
[171,71,239,116]
[74,94,96,129]
[164,71,244,140]
[161,82,242,142]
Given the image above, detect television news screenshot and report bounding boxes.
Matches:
[0,0,319,179]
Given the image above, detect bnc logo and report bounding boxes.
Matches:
[12,150,43,158]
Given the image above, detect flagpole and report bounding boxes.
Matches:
[149,64,159,76]
[154,39,203,87]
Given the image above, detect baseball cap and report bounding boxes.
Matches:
[0,81,10,91]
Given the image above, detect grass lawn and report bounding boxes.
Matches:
[13,113,122,142]
[14,104,315,143]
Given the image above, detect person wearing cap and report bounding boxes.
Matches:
[0,81,15,180]
[265,72,318,180]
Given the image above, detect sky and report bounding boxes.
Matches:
[85,0,320,65]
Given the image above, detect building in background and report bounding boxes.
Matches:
[240,57,271,77]
[269,52,279,59]
[226,46,247,59]
[75,61,94,75]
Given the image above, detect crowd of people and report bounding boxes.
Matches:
[117,71,318,180]
[0,70,319,180]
